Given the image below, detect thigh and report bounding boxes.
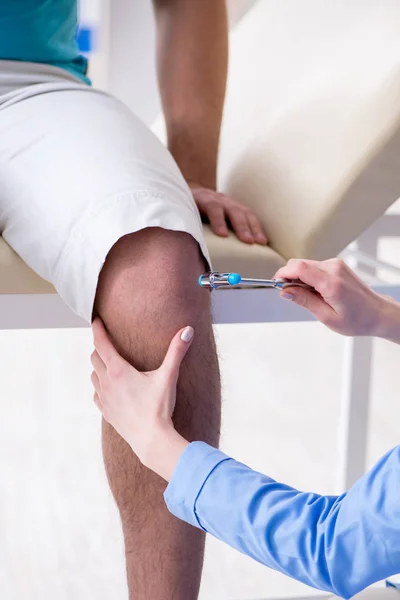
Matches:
[0,83,209,321]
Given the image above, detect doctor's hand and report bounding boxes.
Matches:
[91,319,192,480]
[188,182,268,246]
[274,258,398,338]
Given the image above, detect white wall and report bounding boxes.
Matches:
[104,0,259,125]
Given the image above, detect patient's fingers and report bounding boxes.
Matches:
[227,205,254,245]
[205,197,229,237]
[247,210,268,245]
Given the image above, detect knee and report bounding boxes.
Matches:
[95,228,211,363]
[138,228,209,317]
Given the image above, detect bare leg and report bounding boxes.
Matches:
[94,227,221,600]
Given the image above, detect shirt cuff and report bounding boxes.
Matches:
[164,441,231,529]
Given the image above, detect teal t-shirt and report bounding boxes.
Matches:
[0,1,89,83]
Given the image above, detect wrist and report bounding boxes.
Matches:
[187,179,217,192]
[167,131,218,191]
[373,295,400,343]
[137,425,190,482]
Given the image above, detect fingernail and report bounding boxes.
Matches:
[217,227,227,236]
[242,232,254,243]
[257,234,267,244]
[181,326,194,342]
[281,292,294,300]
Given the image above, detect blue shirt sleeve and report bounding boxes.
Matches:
[164,442,400,599]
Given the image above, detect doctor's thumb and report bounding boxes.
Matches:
[280,288,317,311]
[280,288,331,324]
[161,326,195,382]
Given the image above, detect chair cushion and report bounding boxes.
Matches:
[0,238,55,294]
[203,225,285,277]
[0,227,285,295]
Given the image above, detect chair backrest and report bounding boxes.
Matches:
[219,0,400,260]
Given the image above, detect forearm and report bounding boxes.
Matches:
[374,295,400,343]
[164,442,400,598]
[153,0,228,189]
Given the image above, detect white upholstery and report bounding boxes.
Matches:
[219,0,400,261]
[0,238,54,294]
[203,226,285,277]
[0,227,285,295]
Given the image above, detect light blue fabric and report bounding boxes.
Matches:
[0,1,89,83]
[165,441,400,599]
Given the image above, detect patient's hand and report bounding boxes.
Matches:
[91,319,192,480]
[188,182,268,246]
[274,258,395,338]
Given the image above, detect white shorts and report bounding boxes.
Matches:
[0,61,210,322]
